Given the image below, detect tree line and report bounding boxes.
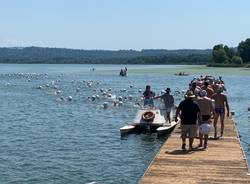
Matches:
[0,39,250,65]
[0,47,212,64]
[212,38,250,65]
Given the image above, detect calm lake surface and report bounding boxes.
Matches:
[0,64,249,184]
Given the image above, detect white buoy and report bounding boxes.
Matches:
[87,82,92,87]
[95,95,100,99]
[128,95,133,100]
[107,93,112,98]
[118,96,123,101]
[118,101,123,106]
[91,95,96,101]
[108,88,112,91]
[138,89,142,93]
[55,90,61,95]
[67,96,73,101]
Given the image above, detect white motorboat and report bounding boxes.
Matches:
[120,106,178,136]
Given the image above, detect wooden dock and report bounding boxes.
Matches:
[139,117,250,184]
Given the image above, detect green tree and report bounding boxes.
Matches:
[238,38,250,63]
[212,44,228,63]
[224,45,235,61]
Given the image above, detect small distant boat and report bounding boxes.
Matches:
[175,72,189,76]
[119,68,127,77]
[120,107,178,136]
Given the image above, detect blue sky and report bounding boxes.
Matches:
[0,0,249,50]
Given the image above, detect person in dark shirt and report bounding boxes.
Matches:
[175,91,200,150]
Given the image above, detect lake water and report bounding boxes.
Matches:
[0,64,249,184]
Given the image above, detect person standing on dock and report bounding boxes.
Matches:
[211,86,229,138]
[175,91,200,150]
[202,81,214,98]
[196,90,214,149]
[154,88,174,123]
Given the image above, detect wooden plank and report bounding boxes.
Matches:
[139,117,250,184]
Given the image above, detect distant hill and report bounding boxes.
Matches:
[0,46,212,64]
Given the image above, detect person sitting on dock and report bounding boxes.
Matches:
[154,88,174,123]
[175,91,200,150]
[143,85,155,107]
[196,90,214,149]
[211,86,229,138]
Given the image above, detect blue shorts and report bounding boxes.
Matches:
[215,107,224,114]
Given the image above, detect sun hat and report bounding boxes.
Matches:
[165,88,171,92]
[199,123,211,135]
[200,90,207,97]
[185,90,195,98]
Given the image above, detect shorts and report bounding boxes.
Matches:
[181,124,197,139]
[166,107,172,113]
[215,107,224,114]
[199,123,211,135]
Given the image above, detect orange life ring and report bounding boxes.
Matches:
[142,111,155,122]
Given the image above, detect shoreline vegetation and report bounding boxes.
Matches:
[206,63,249,67]
[0,38,249,67]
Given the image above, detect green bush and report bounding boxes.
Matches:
[231,56,243,65]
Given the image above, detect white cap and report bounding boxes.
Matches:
[200,90,207,97]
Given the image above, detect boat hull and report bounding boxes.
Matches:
[120,125,136,135]
[156,121,177,136]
